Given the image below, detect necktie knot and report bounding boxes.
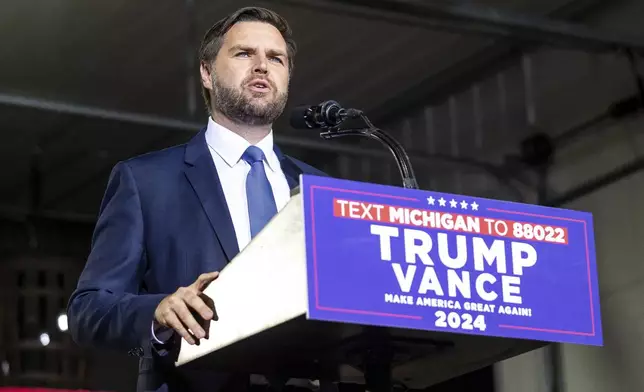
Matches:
[242,146,265,165]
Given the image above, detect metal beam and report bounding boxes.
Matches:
[0,93,202,133]
[285,0,644,53]
[348,0,622,125]
[0,92,340,151]
[546,156,644,207]
[0,92,517,175]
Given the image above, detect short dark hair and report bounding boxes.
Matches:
[198,6,297,114]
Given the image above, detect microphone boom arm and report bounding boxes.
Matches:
[320,113,419,190]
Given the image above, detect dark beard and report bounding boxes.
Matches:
[211,76,287,126]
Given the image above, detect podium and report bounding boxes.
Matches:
[175,175,603,391]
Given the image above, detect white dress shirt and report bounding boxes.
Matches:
[204,117,291,251]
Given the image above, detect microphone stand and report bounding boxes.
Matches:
[319,111,420,190]
[315,109,429,392]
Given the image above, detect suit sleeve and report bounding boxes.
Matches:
[67,161,166,352]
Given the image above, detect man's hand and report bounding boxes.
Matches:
[154,271,219,345]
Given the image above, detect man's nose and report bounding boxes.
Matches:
[252,55,268,74]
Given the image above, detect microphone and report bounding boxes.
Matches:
[292,99,419,190]
[290,100,356,129]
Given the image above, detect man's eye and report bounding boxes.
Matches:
[235,52,249,57]
[269,57,283,64]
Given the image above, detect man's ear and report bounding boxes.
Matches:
[200,61,213,89]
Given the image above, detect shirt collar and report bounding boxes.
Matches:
[204,116,280,172]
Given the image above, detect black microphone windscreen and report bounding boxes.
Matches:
[289,105,313,129]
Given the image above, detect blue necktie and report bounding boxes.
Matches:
[242,146,278,238]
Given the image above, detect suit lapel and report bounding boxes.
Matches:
[184,129,239,262]
[274,145,303,190]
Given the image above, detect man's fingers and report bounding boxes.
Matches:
[174,300,206,339]
[200,293,218,321]
[158,273,218,344]
[163,311,196,345]
[193,271,219,291]
[184,291,214,320]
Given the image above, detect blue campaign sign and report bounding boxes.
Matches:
[301,175,602,346]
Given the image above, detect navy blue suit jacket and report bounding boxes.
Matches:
[67,128,326,392]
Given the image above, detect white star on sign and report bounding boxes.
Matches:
[471,201,479,211]
[427,196,435,205]
[449,199,457,208]
[438,197,446,207]
[460,200,468,209]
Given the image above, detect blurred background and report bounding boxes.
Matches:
[1,0,644,391]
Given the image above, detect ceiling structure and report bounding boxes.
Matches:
[0,0,639,222]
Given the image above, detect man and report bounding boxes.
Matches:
[67,6,326,392]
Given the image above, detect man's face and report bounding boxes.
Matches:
[202,21,290,126]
